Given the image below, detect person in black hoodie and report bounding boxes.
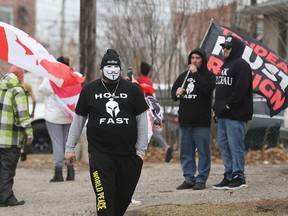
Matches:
[212,35,253,190]
[171,48,215,190]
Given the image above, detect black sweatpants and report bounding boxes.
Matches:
[89,150,143,216]
[0,147,21,203]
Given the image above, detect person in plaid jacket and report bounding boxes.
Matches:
[0,66,33,207]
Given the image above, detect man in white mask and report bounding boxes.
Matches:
[65,49,152,216]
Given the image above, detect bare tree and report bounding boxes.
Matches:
[100,0,188,144]
[100,0,239,145]
[99,0,288,145]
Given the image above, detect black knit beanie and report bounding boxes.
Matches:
[100,49,121,69]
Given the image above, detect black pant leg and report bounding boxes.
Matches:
[89,151,117,216]
[0,148,21,203]
[88,151,143,216]
[114,155,143,216]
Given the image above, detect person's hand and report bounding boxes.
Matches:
[212,111,217,123]
[124,75,139,84]
[124,76,130,81]
[188,64,197,73]
[26,138,33,145]
[176,87,185,98]
[131,75,139,84]
[137,154,144,161]
[65,152,76,166]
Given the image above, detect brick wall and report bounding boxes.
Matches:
[0,0,36,74]
[0,0,35,36]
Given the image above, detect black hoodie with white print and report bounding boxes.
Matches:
[214,36,253,121]
[171,48,215,127]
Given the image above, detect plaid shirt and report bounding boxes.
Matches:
[0,73,33,149]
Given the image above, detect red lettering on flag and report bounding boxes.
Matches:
[252,72,262,89]
[259,79,275,98]
[270,90,285,111]
[207,56,223,74]
[254,45,268,57]
[266,52,279,65]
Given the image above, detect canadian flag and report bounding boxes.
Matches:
[49,77,82,119]
[0,21,85,87]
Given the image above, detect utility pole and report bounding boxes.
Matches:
[250,0,257,39]
[79,0,96,84]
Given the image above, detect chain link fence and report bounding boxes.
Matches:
[161,115,282,152]
[157,92,285,152]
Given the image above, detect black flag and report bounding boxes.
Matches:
[201,22,288,117]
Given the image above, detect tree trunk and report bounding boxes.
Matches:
[250,0,257,38]
[80,0,96,83]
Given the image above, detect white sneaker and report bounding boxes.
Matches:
[130,198,141,206]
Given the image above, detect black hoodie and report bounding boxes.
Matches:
[214,36,253,121]
[171,48,216,127]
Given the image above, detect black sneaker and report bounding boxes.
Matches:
[212,178,231,190]
[0,196,25,207]
[193,182,206,190]
[165,147,173,163]
[227,176,248,190]
[176,181,195,190]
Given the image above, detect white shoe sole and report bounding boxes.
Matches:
[226,184,248,190]
[130,199,141,206]
[212,186,230,190]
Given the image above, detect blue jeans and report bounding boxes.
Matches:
[217,118,247,181]
[179,126,211,184]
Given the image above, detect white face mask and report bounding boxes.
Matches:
[103,65,121,81]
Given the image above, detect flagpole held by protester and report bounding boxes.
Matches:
[200,18,214,48]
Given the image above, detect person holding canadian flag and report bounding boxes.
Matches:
[39,56,82,183]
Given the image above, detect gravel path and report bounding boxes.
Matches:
[1,162,288,215]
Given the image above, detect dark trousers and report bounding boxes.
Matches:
[89,151,143,216]
[0,147,21,203]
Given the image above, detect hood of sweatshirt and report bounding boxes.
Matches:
[0,73,22,90]
[221,35,245,62]
[188,48,208,72]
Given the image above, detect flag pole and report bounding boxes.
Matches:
[178,18,214,96]
[200,18,214,48]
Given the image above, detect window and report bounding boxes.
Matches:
[0,6,13,24]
